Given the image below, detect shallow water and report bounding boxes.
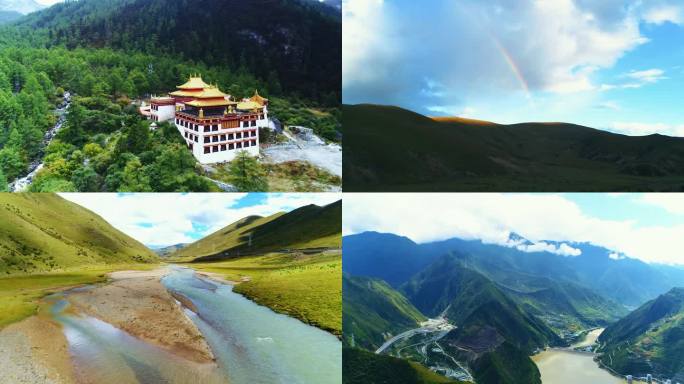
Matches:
[49,266,341,384]
[49,296,226,384]
[161,266,342,384]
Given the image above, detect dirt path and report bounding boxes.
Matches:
[0,316,75,384]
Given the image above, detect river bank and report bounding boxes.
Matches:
[0,267,222,383]
[0,265,342,384]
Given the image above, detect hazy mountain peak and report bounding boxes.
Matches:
[0,0,46,14]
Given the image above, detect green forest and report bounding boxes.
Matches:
[0,0,341,192]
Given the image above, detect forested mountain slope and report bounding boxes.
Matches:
[343,274,426,350]
[19,0,340,102]
[598,288,684,381]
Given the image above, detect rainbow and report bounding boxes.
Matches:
[488,34,532,101]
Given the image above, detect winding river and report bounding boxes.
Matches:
[9,92,71,192]
[533,329,626,384]
[48,266,341,384]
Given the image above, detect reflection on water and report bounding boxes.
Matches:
[161,266,342,384]
[48,265,341,384]
[533,329,625,384]
[48,295,226,384]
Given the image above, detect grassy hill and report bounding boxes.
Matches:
[343,104,684,191]
[0,193,158,327]
[343,274,426,350]
[343,347,466,384]
[598,288,684,381]
[173,200,341,261]
[0,194,157,275]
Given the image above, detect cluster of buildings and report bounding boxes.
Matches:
[626,374,680,384]
[140,75,269,164]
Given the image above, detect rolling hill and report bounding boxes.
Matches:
[172,200,341,261]
[0,194,158,274]
[343,104,684,192]
[598,287,684,382]
[343,274,426,350]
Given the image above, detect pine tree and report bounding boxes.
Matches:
[0,167,8,192]
[229,151,268,192]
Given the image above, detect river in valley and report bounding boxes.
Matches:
[533,328,626,384]
[48,266,341,384]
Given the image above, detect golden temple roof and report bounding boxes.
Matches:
[249,89,268,105]
[194,86,228,99]
[177,76,211,90]
[237,101,263,110]
[186,98,232,108]
[169,89,204,97]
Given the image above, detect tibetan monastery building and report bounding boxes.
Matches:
[147,75,269,164]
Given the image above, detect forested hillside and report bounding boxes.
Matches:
[19,0,341,103]
[0,0,341,192]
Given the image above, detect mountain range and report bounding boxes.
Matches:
[343,104,684,192]
[344,231,684,309]
[171,200,341,261]
[0,0,45,15]
[343,230,684,383]
[598,287,684,382]
[0,194,157,274]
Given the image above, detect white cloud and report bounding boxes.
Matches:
[626,69,666,83]
[509,239,582,257]
[609,122,684,136]
[643,5,683,25]
[343,193,684,265]
[343,0,648,108]
[609,252,625,260]
[60,193,340,247]
[599,68,668,90]
[640,194,684,215]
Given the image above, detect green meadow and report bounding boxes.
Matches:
[0,264,159,328]
[190,251,342,336]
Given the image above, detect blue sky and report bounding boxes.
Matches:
[343,193,684,265]
[60,193,341,248]
[343,0,684,136]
